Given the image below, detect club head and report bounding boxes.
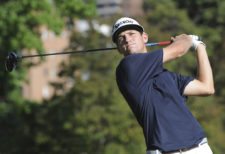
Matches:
[5,52,18,72]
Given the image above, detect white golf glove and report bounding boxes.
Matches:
[189,35,206,50]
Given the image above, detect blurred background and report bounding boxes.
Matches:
[0,0,224,153]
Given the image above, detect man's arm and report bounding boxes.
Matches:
[163,34,215,96]
[183,44,215,96]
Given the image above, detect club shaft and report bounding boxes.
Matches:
[21,47,117,59]
[19,41,172,59]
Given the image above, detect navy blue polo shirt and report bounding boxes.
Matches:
[116,49,205,152]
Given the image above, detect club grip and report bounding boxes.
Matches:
[146,41,171,47]
[158,41,172,46]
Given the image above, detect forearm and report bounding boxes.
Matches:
[195,44,215,93]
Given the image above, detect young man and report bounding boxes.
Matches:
[112,17,214,154]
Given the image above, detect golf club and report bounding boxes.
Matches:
[5,41,172,72]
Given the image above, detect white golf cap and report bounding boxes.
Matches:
[112,17,144,43]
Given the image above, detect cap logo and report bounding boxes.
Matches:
[114,19,134,29]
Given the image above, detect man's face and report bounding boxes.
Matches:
[116,29,148,56]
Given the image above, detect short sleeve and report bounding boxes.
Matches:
[173,73,194,95]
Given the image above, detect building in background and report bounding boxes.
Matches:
[97,0,143,17]
[23,0,144,101]
[97,0,122,17]
[22,27,70,101]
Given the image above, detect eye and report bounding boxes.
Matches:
[117,36,124,43]
[128,31,137,36]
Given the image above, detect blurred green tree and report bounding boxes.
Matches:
[0,0,224,154]
[0,0,95,153]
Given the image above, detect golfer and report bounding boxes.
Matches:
[112,17,214,154]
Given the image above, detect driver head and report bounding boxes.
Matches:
[5,52,18,72]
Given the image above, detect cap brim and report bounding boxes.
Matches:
[112,25,144,43]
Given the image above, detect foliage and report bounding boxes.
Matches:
[0,0,224,154]
[0,0,96,153]
[0,0,95,102]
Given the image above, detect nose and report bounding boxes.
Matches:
[124,34,132,43]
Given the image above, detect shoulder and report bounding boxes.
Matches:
[119,49,163,65]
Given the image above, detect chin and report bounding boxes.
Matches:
[130,50,142,54]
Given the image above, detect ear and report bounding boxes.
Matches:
[142,32,148,43]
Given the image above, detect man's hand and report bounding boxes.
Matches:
[163,34,192,63]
